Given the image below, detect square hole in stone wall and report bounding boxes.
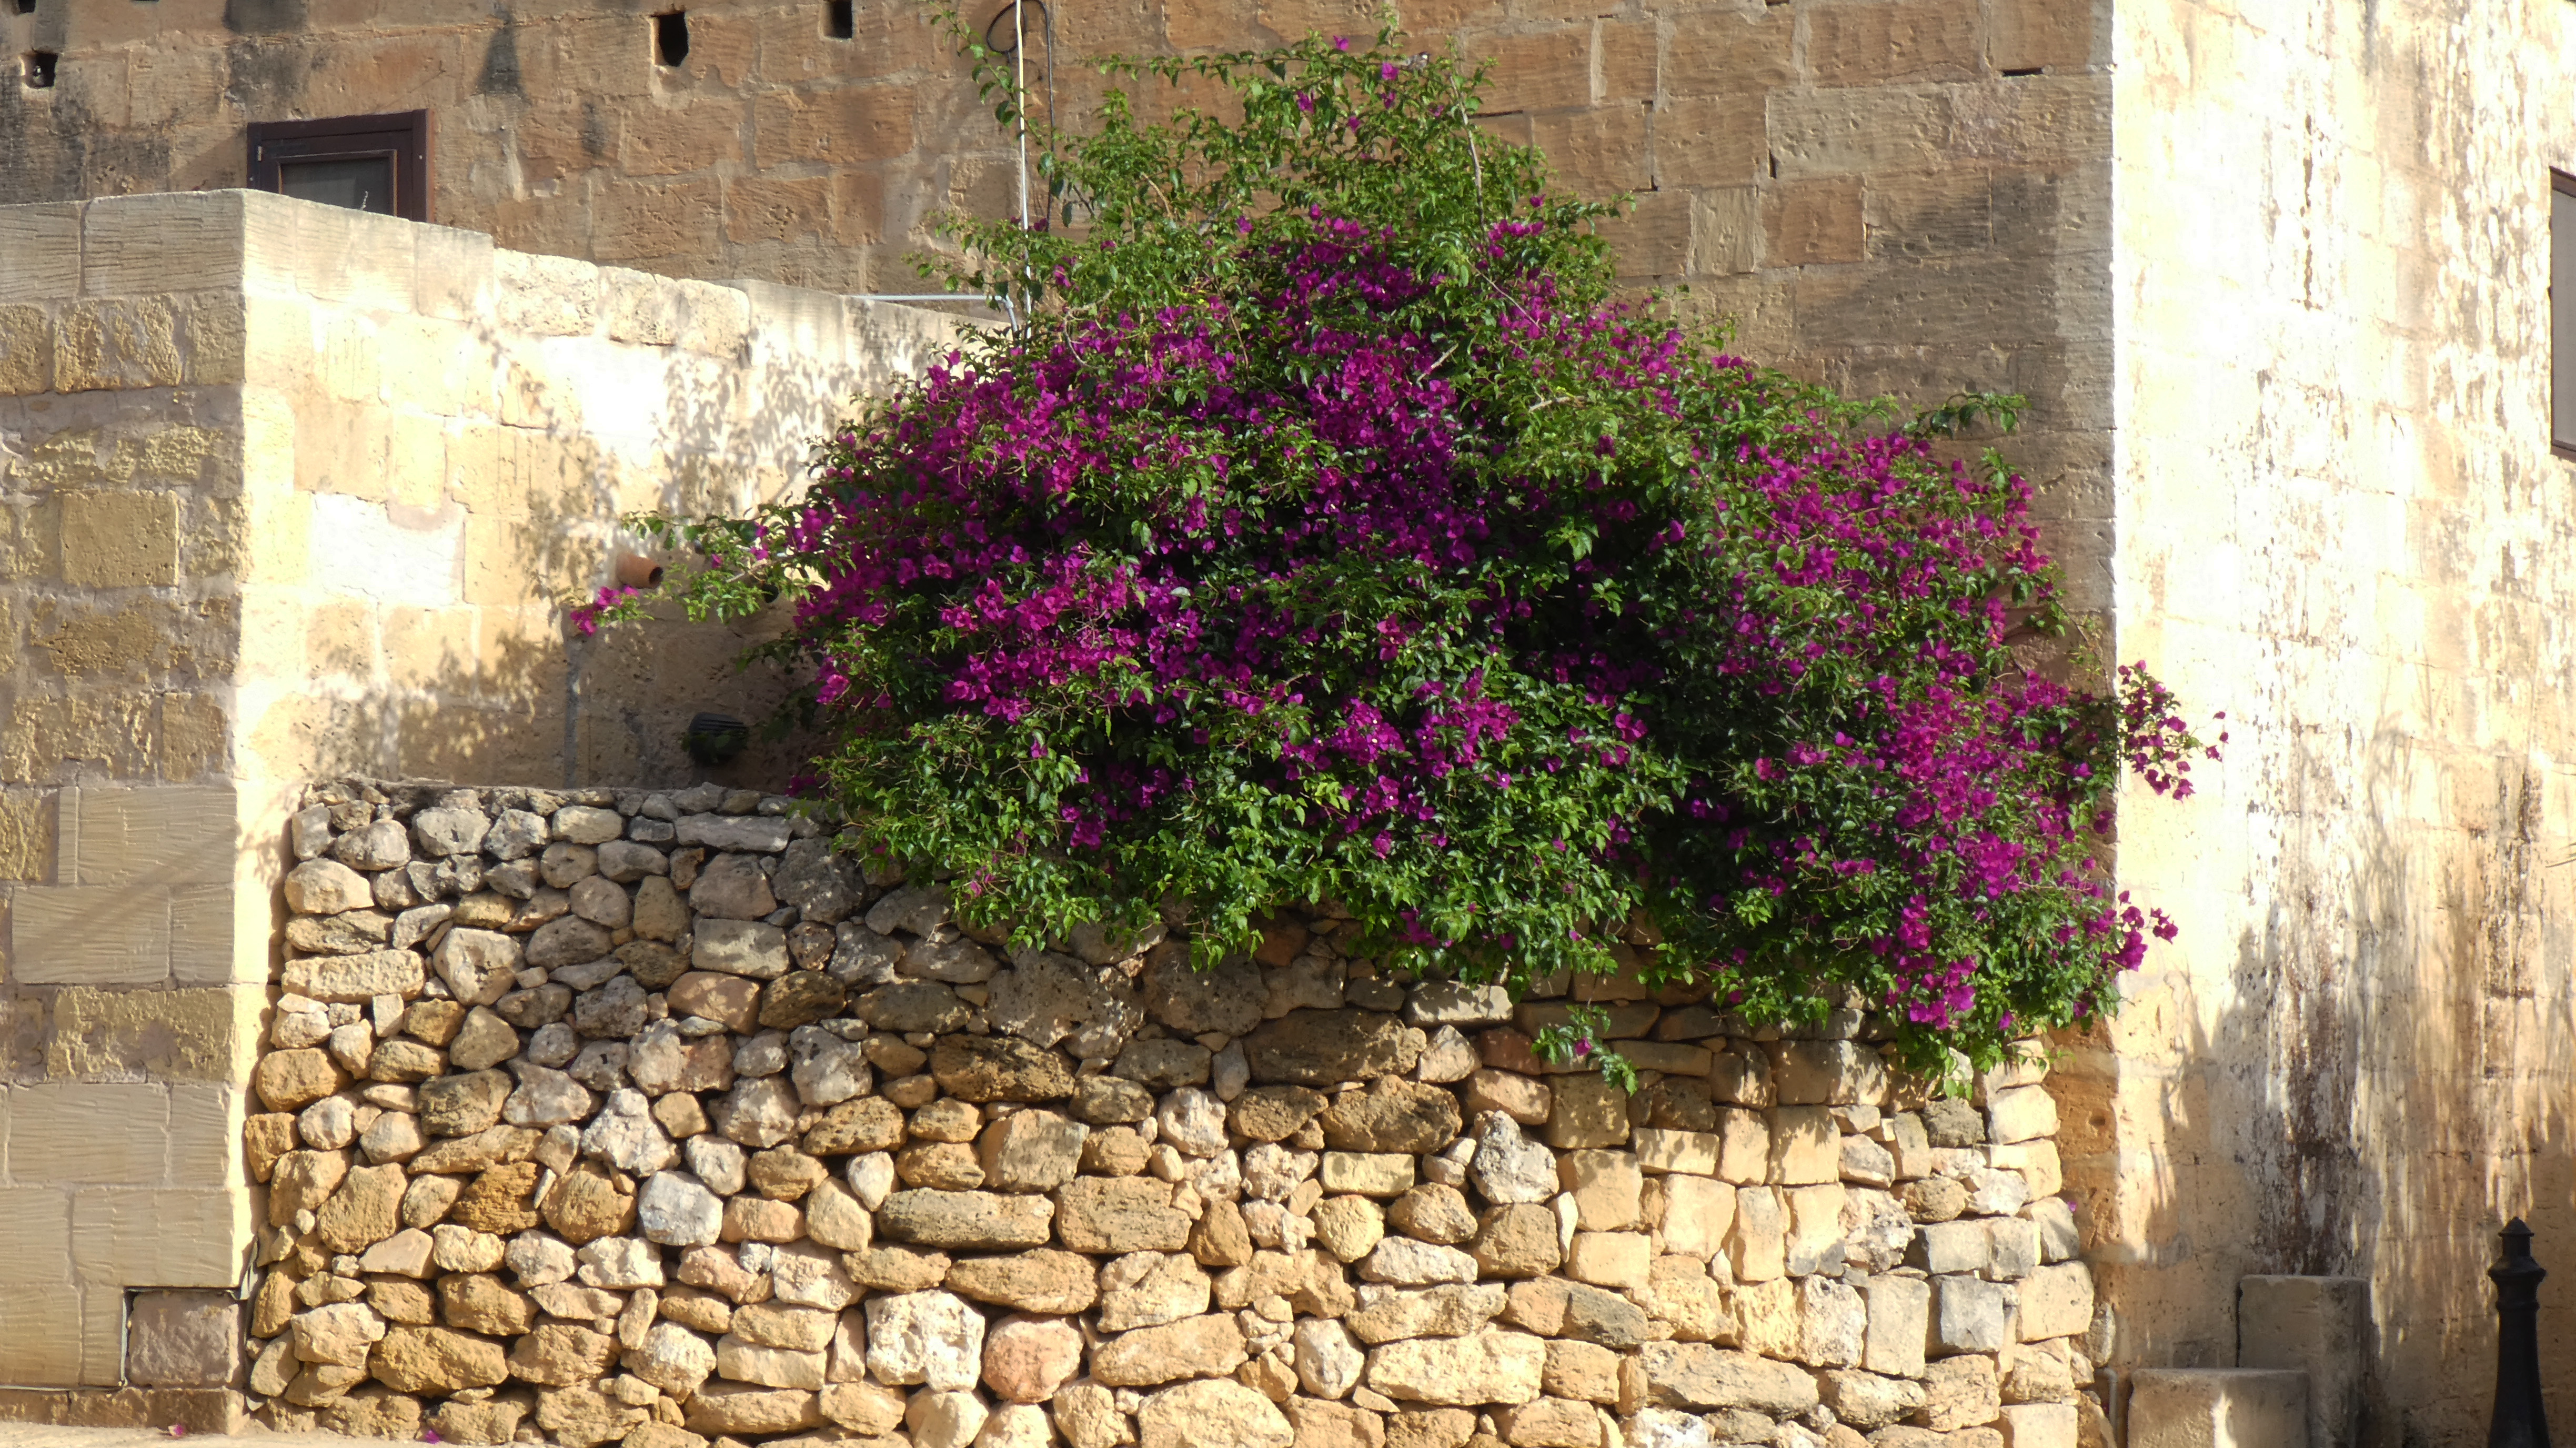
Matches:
[827,1,853,38]
[24,51,56,88]
[654,11,689,66]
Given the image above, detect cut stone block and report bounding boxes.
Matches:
[2237,1275,2368,1448]
[2128,1368,2309,1448]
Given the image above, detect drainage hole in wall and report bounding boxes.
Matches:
[24,51,56,88]
[653,11,689,67]
[2001,66,2045,78]
[826,0,853,38]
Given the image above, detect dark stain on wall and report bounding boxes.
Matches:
[223,0,309,37]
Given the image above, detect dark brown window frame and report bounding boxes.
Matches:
[248,110,434,224]
[2554,169,2576,461]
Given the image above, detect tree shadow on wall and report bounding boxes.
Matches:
[304,269,979,797]
[2066,676,2576,1448]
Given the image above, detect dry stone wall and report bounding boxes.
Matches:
[251,777,2094,1448]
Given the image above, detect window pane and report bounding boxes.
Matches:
[2557,184,2576,449]
[279,156,396,215]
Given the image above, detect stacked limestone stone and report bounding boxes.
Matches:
[247,778,2098,1448]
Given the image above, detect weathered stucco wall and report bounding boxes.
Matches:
[2090,2,2576,1441]
[0,189,955,1400]
[250,777,2090,1447]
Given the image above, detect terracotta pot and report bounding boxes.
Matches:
[614,552,665,589]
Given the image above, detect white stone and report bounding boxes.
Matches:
[1098,1252,1212,1332]
[300,1095,358,1150]
[687,1135,748,1196]
[867,1291,987,1392]
[627,1321,717,1396]
[1798,1276,1865,1367]
[434,928,523,1005]
[791,1027,873,1107]
[975,1402,1054,1448]
[505,1065,596,1127]
[1157,1088,1229,1158]
[1357,1237,1480,1286]
[1242,1144,1317,1201]
[712,1076,801,1148]
[1293,1317,1365,1400]
[769,1241,858,1310]
[909,1390,991,1448]
[577,1236,667,1289]
[638,1171,725,1247]
[585,1088,678,1175]
[432,1224,507,1273]
[508,1231,578,1287]
[848,1152,897,1209]
[1470,1113,1558,1204]
[1364,1327,1547,1406]
[1619,1409,1715,1448]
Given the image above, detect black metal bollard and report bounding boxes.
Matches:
[2491,1216,2550,1448]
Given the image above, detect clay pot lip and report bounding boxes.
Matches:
[615,552,666,589]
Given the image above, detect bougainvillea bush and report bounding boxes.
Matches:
[592,29,2218,1073]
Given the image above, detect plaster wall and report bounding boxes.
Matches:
[0,188,955,1394]
[2092,3,2576,1441]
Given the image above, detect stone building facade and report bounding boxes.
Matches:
[1,1,2573,1445]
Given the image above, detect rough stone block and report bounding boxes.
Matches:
[0,305,51,395]
[2016,1262,2092,1341]
[54,299,183,393]
[2029,1198,2080,1263]
[1999,1402,2079,1448]
[1715,1108,1769,1183]
[1559,1150,1641,1230]
[1783,1183,1847,1275]
[0,791,54,881]
[61,489,181,587]
[1861,1273,1930,1378]
[1635,1129,1716,1176]
[1564,1232,1651,1290]
[126,1290,240,1387]
[1766,1107,1838,1184]
[1932,1275,2015,1354]
[496,251,602,337]
[1985,1087,2058,1145]
[13,886,170,984]
[1765,1040,1886,1106]
[1323,1152,1417,1198]
[1726,1186,1785,1282]
[2237,1275,2368,1448]
[1546,1078,1631,1149]
[2127,1369,2308,1448]
[45,986,258,1082]
[1910,1220,1989,1275]
[1657,1175,1735,1260]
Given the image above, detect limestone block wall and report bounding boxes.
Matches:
[2090,1,2576,1439]
[249,778,2092,1448]
[0,0,2116,624]
[0,189,955,1398]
